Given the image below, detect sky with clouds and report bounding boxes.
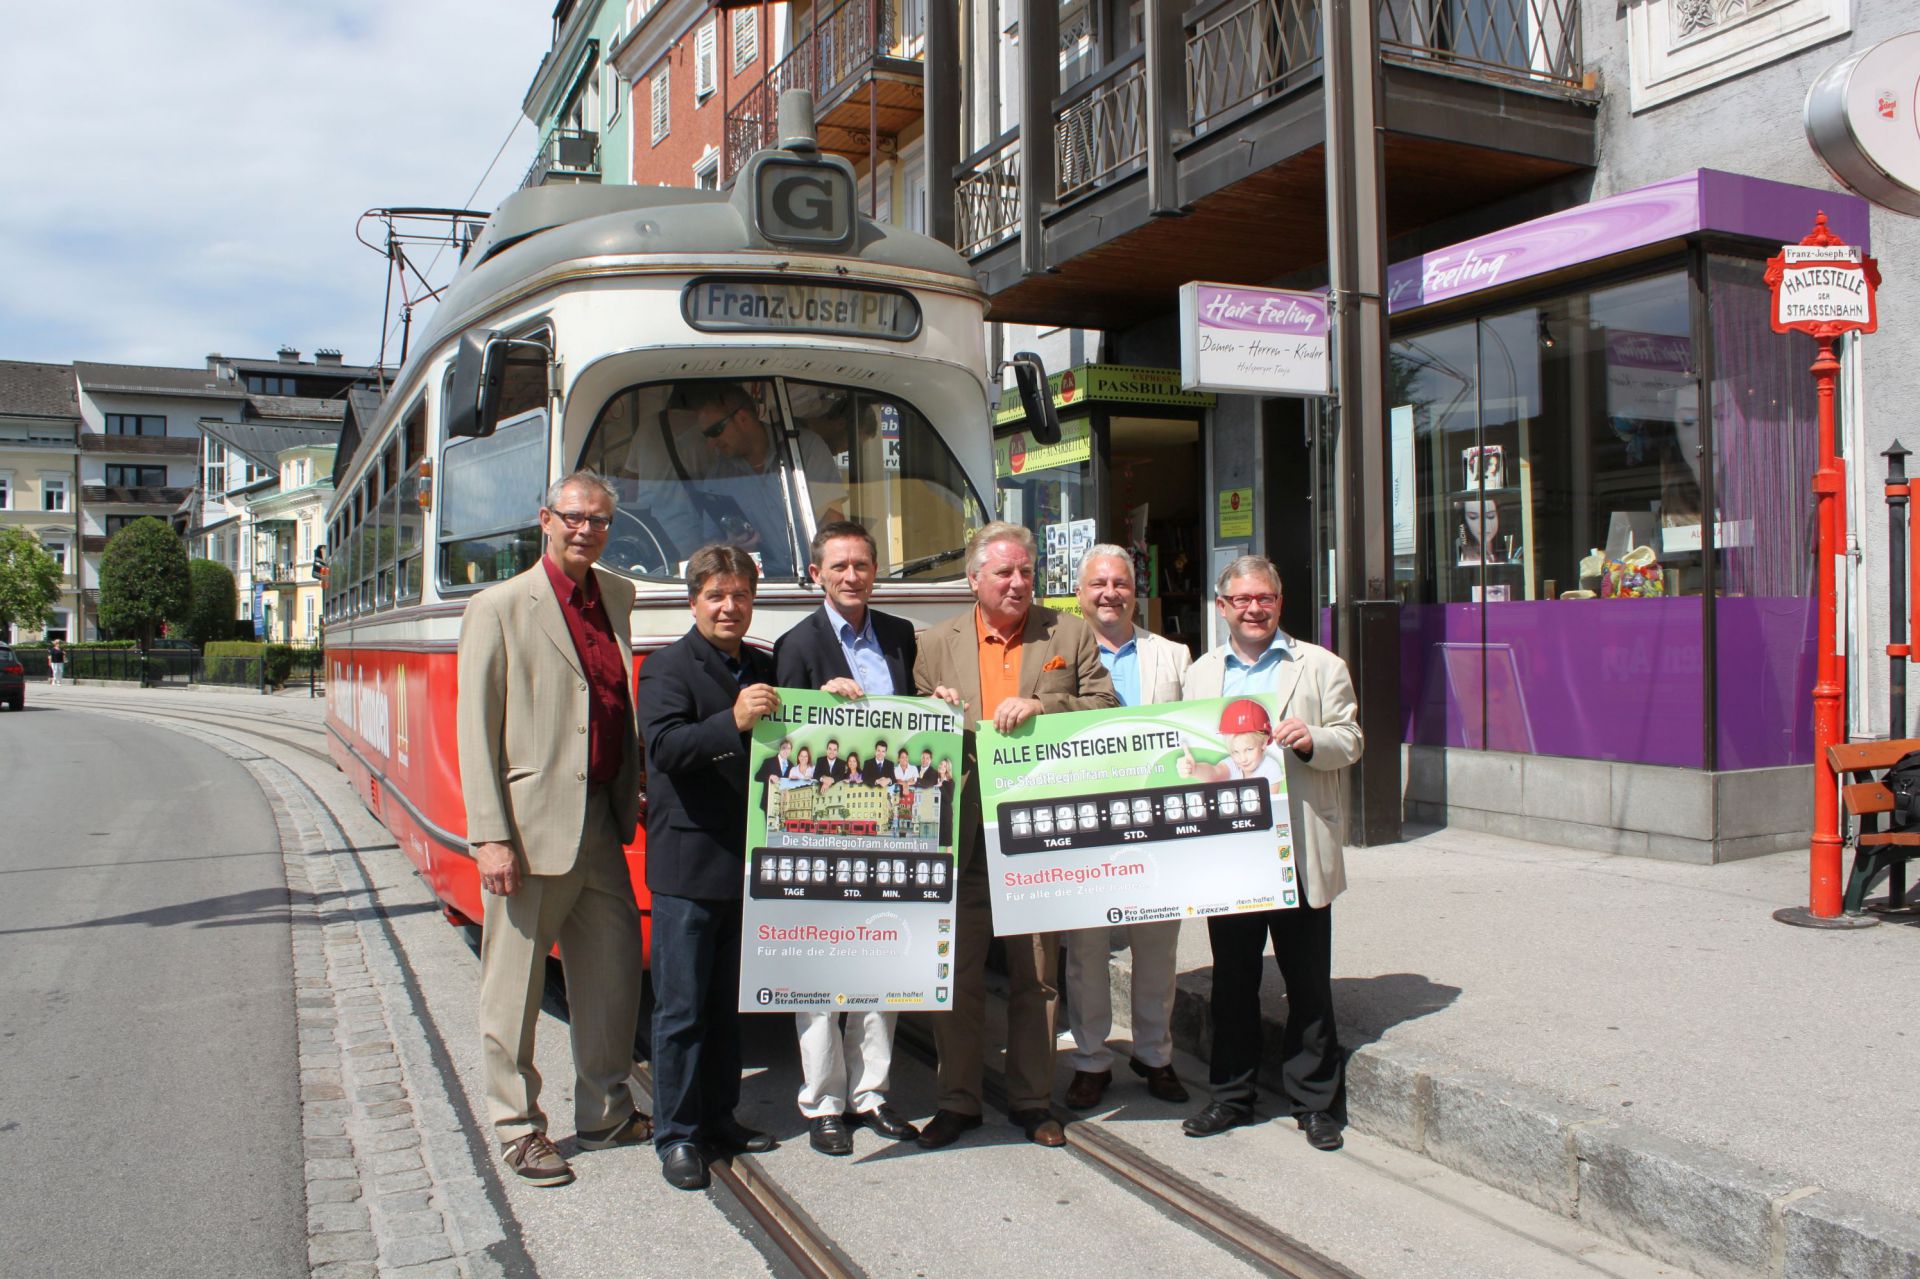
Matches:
[0,1,553,371]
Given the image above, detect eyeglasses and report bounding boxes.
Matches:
[700,406,747,439]
[1223,593,1280,611]
[550,509,612,531]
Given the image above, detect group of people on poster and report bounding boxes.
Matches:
[455,466,1364,1193]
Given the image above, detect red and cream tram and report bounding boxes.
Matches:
[323,97,1027,956]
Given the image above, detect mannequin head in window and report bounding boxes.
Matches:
[687,383,770,470]
[1460,498,1503,563]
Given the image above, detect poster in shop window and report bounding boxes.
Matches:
[738,689,964,1013]
[977,695,1299,936]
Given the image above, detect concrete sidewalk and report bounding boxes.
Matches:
[1094,825,1920,1279]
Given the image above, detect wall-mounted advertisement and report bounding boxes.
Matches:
[976,696,1299,936]
[739,690,964,1013]
[1179,281,1330,397]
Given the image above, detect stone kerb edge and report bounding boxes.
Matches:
[1160,967,1919,1279]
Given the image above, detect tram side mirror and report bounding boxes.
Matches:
[446,328,506,439]
[1010,352,1061,446]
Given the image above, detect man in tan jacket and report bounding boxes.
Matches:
[912,521,1118,1149]
[456,470,650,1188]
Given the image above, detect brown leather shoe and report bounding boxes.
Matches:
[915,1109,984,1150]
[502,1132,574,1186]
[576,1109,653,1150]
[1063,1069,1112,1110]
[1129,1057,1189,1104]
[1010,1108,1067,1147]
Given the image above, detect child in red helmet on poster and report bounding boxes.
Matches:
[1176,698,1286,817]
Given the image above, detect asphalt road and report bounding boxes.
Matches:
[0,702,304,1279]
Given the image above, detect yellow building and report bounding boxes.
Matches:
[243,443,336,644]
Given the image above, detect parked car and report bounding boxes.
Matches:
[0,645,24,710]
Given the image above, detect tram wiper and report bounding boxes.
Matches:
[892,546,966,578]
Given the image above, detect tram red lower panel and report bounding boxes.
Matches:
[325,645,654,964]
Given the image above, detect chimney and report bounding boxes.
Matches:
[315,348,344,366]
[277,346,301,363]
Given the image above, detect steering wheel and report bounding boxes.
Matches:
[607,508,675,578]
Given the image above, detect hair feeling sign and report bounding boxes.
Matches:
[1178,282,1330,396]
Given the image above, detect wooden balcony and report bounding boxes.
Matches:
[724,0,926,178]
[954,0,1597,328]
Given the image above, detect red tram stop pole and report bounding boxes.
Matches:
[1767,213,1882,929]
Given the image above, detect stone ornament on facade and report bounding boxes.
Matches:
[1627,0,1845,111]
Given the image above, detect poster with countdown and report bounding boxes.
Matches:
[977,695,1300,935]
[738,689,964,1013]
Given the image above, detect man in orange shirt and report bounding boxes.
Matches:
[912,521,1117,1149]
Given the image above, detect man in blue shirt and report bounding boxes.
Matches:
[1179,555,1363,1152]
[1060,545,1195,1111]
[770,522,921,1155]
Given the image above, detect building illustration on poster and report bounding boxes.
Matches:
[976,695,1300,936]
[739,689,964,1013]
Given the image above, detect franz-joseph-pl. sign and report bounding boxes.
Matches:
[1178,282,1329,397]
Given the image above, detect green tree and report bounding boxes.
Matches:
[0,528,61,637]
[98,517,190,649]
[183,558,239,646]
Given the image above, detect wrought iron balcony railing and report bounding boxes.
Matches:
[955,0,1585,254]
[724,0,926,175]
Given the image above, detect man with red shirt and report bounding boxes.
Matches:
[457,470,649,1189]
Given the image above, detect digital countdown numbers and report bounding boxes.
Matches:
[997,778,1275,856]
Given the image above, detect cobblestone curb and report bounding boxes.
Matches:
[103,710,525,1279]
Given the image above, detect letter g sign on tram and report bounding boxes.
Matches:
[752,158,855,250]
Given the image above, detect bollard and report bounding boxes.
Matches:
[1887,441,1910,740]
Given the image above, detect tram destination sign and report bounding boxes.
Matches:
[739,689,964,1014]
[684,276,921,341]
[977,695,1300,936]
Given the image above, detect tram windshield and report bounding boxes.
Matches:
[580,377,986,582]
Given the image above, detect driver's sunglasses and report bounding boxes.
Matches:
[550,509,612,532]
[700,405,748,439]
[1224,593,1279,611]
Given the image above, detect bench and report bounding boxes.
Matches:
[1827,739,1920,913]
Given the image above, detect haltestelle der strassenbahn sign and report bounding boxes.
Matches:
[1765,214,1881,339]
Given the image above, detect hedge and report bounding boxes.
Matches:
[204,640,298,687]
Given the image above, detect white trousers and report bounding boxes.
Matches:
[1063,919,1181,1071]
[795,1010,896,1117]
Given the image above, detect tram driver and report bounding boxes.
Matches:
[685,381,843,578]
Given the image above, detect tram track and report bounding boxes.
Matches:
[78,693,1365,1279]
[893,1014,1361,1279]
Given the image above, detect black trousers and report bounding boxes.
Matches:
[649,892,743,1149]
[1205,903,1343,1118]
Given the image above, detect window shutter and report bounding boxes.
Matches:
[651,66,670,143]
[696,18,717,97]
[732,8,758,72]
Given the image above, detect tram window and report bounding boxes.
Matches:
[394,466,424,603]
[787,381,987,579]
[579,378,834,582]
[438,409,548,589]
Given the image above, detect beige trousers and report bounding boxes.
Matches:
[478,792,642,1145]
[932,845,1058,1116]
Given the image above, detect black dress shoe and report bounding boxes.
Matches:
[660,1141,708,1190]
[849,1105,919,1142]
[1129,1058,1190,1104]
[915,1109,983,1149]
[1182,1101,1253,1137]
[809,1114,853,1156]
[1298,1111,1344,1151]
[1063,1069,1111,1110]
[707,1116,776,1154]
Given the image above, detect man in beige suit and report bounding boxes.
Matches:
[1178,554,1362,1152]
[912,521,1118,1149]
[456,470,650,1188]
[1061,545,1191,1111]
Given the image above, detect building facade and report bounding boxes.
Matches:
[905,1,1919,860]
[524,0,635,188]
[243,443,337,645]
[0,362,82,643]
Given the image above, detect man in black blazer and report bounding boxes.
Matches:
[638,544,780,1191]
[770,521,922,1157]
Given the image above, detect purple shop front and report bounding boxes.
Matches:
[1386,169,1853,772]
